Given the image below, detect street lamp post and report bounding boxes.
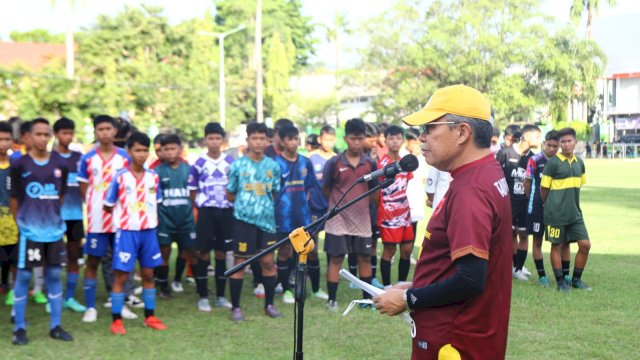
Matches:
[198,24,246,129]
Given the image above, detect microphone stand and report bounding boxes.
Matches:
[225,177,395,360]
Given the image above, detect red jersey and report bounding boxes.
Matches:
[411,154,512,360]
[377,154,414,242]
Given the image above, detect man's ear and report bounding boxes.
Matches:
[456,123,473,145]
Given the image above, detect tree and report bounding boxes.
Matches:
[265,30,295,119]
[570,0,617,38]
[9,30,64,43]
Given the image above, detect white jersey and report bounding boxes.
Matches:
[77,147,130,233]
[425,167,452,210]
[405,150,429,222]
[105,168,161,231]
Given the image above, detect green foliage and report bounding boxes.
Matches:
[265,30,296,119]
[9,29,65,43]
[566,120,592,140]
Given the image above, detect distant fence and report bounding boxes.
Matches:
[583,143,640,159]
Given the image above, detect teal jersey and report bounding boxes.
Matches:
[155,162,195,234]
[226,156,281,233]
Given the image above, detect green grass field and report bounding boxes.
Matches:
[2,159,639,359]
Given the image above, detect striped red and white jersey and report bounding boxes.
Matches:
[104,168,162,231]
[77,148,130,233]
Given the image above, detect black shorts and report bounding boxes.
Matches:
[232,220,276,258]
[65,220,85,242]
[0,244,17,264]
[324,233,372,257]
[196,207,234,253]
[526,209,545,238]
[158,231,196,249]
[511,203,527,231]
[18,239,67,269]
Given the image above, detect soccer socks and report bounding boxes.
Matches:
[534,259,546,278]
[327,281,339,302]
[515,249,527,271]
[512,254,517,268]
[348,253,358,276]
[84,278,98,309]
[142,288,156,318]
[174,257,187,282]
[562,260,571,278]
[371,255,377,278]
[229,278,243,309]
[380,259,392,286]
[65,272,79,301]
[360,276,372,300]
[33,266,44,293]
[215,258,227,298]
[263,275,277,308]
[45,266,63,329]
[195,260,209,298]
[155,265,169,291]
[553,268,564,284]
[308,259,320,293]
[398,258,410,282]
[250,261,263,287]
[276,259,290,292]
[111,292,125,321]
[14,269,32,331]
[572,267,584,281]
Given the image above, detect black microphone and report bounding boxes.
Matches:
[357,154,419,183]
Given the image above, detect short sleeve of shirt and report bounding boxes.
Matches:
[77,154,89,182]
[495,149,506,167]
[104,174,120,207]
[226,161,238,194]
[425,167,439,193]
[541,158,556,188]
[580,159,587,185]
[9,162,21,198]
[367,159,379,190]
[271,162,281,193]
[525,157,536,180]
[187,164,199,190]
[155,173,163,202]
[304,159,317,192]
[446,188,492,261]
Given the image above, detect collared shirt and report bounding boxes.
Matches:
[541,153,586,226]
[411,154,512,360]
[323,152,377,237]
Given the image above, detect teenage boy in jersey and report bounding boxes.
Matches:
[189,122,235,312]
[9,118,73,344]
[105,132,167,335]
[0,122,18,307]
[78,115,132,322]
[524,130,560,287]
[307,125,337,300]
[541,127,592,292]
[323,118,379,310]
[377,126,414,288]
[226,122,282,322]
[496,124,541,280]
[154,134,198,299]
[53,117,86,312]
[273,124,318,304]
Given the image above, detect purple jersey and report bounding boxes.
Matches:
[10,153,68,242]
[188,153,234,208]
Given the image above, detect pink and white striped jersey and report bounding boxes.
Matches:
[77,148,130,233]
[104,168,162,231]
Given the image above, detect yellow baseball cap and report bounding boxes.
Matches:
[402,84,491,126]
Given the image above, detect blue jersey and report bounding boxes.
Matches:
[10,153,68,242]
[0,161,9,207]
[274,154,318,233]
[55,150,84,221]
[307,150,335,214]
[226,156,280,233]
[525,152,549,214]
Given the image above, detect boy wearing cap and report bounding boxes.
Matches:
[374,85,512,360]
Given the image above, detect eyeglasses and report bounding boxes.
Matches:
[420,121,456,135]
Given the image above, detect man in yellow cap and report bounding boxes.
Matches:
[373,84,513,360]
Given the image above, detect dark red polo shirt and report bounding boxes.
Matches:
[411,154,512,360]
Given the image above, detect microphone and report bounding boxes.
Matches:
[357,154,419,183]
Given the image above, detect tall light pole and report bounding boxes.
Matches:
[198,24,246,129]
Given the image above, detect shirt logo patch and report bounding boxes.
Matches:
[22,171,32,178]
[417,340,428,350]
[266,170,273,178]
[54,169,62,178]
[301,167,307,177]
[493,178,509,198]
[338,167,349,172]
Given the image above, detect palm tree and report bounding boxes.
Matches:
[570,0,617,38]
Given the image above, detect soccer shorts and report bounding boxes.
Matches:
[84,232,115,257]
[65,220,85,242]
[17,238,67,269]
[112,229,162,272]
[232,219,276,258]
[381,225,415,245]
[157,231,196,249]
[0,244,17,263]
[511,202,527,231]
[324,233,372,257]
[196,207,234,252]
[526,209,545,238]
[546,219,590,244]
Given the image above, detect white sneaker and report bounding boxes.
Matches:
[134,272,142,282]
[171,281,184,293]
[127,295,145,309]
[275,283,283,294]
[512,270,529,281]
[134,286,143,295]
[522,266,532,276]
[103,298,112,308]
[253,283,265,298]
[207,265,215,277]
[214,297,232,309]
[312,289,329,300]
[197,298,212,312]
[82,307,98,323]
[121,305,138,319]
[410,256,417,266]
[283,290,295,304]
